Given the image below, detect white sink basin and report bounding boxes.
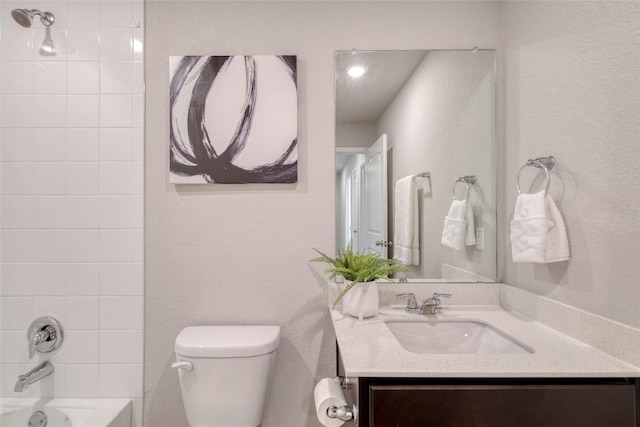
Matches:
[384,318,534,354]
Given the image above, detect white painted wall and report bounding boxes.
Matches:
[144,2,501,426]
[378,50,497,280]
[501,1,640,328]
[0,0,144,423]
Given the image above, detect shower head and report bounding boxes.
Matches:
[11,9,55,28]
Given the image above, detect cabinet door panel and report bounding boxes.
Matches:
[370,384,636,427]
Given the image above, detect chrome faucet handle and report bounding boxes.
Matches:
[431,292,452,304]
[29,328,51,359]
[27,316,64,359]
[420,293,453,315]
[396,293,420,313]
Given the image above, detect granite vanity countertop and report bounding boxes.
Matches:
[331,305,640,378]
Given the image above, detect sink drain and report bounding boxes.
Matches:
[28,411,48,427]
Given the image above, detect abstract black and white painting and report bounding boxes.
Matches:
[169,55,298,183]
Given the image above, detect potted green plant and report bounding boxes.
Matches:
[312,246,408,317]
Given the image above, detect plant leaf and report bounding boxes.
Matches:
[312,245,410,307]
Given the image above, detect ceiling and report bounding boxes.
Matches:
[335,50,428,123]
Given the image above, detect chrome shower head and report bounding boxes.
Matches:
[11,9,55,28]
[11,9,32,27]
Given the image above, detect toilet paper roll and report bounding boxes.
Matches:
[313,378,347,427]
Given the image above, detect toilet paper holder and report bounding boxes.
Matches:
[326,404,356,422]
[327,376,357,422]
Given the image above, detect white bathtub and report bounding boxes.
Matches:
[0,398,131,427]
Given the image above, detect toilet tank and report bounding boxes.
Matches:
[174,325,281,427]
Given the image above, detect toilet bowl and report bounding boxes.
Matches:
[173,325,281,427]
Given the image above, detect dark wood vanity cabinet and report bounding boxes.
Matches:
[336,347,639,426]
[362,377,638,427]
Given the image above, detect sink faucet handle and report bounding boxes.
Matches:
[431,293,452,305]
[396,293,419,311]
[419,292,453,315]
[433,292,452,299]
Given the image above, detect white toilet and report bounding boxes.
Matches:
[173,325,281,427]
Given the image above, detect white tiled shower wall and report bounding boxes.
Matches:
[0,0,144,421]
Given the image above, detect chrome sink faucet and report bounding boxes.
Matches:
[420,292,452,315]
[14,361,54,392]
[397,292,452,315]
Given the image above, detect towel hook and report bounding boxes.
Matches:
[516,156,555,195]
[452,175,476,202]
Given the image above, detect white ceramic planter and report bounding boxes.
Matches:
[342,282,379,318]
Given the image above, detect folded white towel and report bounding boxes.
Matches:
[393,175,420,265]
[441,199,476,250]
[510,190,570,263]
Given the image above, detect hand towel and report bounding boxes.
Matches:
[393,175,420,265]
[441,199,476,250]
[510,190,570,263]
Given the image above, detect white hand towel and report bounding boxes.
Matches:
[393,175,420,265]
[510,190,570,263]
[441,199,476,250]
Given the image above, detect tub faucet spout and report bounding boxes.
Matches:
[14,361,54,392]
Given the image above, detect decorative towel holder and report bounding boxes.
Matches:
[517,156,556,194]
[393,172,431,187]
[452,175,476,202]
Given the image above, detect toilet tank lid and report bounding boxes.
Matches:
[175,325,281,358]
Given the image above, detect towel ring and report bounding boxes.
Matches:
[516,156,555,195]
[452,175,476,202]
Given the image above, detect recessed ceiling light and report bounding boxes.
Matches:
[347,65,366,78]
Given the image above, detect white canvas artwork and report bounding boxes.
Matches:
[169,55,298,183]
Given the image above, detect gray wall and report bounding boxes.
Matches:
[144,2,501,426]
[145,1,639,426]
[501,1,640,328]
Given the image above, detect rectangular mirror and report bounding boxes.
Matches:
[335,50,496,282]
